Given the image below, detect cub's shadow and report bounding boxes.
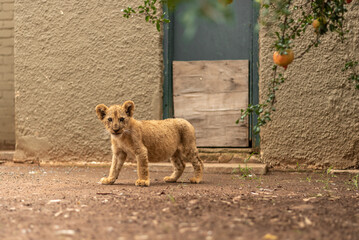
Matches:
[101,180,207,187]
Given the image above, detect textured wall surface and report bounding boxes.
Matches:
[0,0,14,150]
[14,1,359,168]
[14,0,163,162]
[259,4,359,169]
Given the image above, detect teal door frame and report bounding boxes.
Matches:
[162,3,260,148]
[162,3,174,119]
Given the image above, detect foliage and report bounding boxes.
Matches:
[261,0,347,51]
[316,166,337,190]
[166,193,176,203]
[306,176,312,182]
[232,153,257,179]
[352,174,359,189]
[122,0,233,36]
[342,60,359,89]
[345,174,359,190]
[296,161,301,171]
[235,164,253,179]
[239,66,285,134]
[239,0,358,137]
[122,0,169,31]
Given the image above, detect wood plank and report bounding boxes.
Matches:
[173,60,249,147]
[173,60,248,94]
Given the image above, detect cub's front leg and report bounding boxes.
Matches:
[135,148,150,187]
[100,151,127,185]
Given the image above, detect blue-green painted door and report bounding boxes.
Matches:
[163,1,259,147]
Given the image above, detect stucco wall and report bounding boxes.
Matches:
[0,0,14,150]
[14,1,359,168]
[259,4,359,169]
[14,0,163,163]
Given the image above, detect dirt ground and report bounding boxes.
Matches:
[0,163,358,240]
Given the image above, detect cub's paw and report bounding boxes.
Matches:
[100,177,115,185]
[189,177,202,184]
[163,176,177,183]
[135,179,150,187]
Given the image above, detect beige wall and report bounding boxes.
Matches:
[14,1,359,168]
[0,0,14,150]
[259,4,359,169]
[14,0,163,163]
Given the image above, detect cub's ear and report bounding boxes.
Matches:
[122,100,135,117]
[95,104,108,120]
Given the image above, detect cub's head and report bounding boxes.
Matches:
[95,100,135,136]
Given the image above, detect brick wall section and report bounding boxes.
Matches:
[0,0,14,150]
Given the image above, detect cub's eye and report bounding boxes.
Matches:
[119,117,125,122]
[108,118,113,122]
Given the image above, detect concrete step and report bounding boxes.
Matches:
[149,162,268,175]
[332,169,359,174]
[0,151,14,162]
[198,149,261,164]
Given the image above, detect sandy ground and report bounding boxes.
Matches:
[0,163,359,240]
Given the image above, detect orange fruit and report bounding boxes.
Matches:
[273,49,294,69]
[312,19,320,30]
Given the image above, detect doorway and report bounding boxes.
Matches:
[163,1,259,148]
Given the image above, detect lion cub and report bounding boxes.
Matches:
[95,100,204,186]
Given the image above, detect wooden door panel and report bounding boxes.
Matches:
[173,60,249,147]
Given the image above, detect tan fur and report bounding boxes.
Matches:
[95,100,204,187]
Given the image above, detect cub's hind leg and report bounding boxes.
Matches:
[178,120,203,183]
[188,148,204,184]
[163,150,186,183]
